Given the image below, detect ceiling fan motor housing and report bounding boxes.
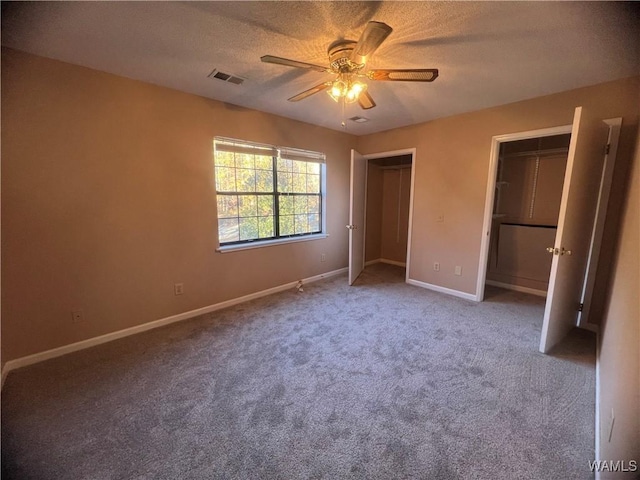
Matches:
[328,40,361,72]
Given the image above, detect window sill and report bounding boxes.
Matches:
[216,233,329,253]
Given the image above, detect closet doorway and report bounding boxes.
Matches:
[485,133,572,296]
[348,148,416,285]
[477,110,622,354]
[364,154,413,271]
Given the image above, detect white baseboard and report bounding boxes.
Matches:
[364,258,406,267]
[380,259,406,267]
[1,267,348,387]
[485,280,547,297]
[406,278,477,302]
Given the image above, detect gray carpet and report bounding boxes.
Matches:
[2,263,596,480]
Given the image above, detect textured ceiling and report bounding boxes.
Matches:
[2,1,639,135]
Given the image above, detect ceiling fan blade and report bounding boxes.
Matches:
[358,91,376,110]
[261,55,328,73]
[350,21,393,64]
[368,69,439,82]
[288,83,331,102]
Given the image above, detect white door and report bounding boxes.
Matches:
[348,149,367,285]
[577,118,621,327]
[539,107,610,353]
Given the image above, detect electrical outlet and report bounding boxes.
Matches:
[174,283,184,295]
[455,266,462,276]
[321,253,326,262]
[434,262,440,272]
[71,310,84,323]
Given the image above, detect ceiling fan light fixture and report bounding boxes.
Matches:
[328,76,367,103]
[328,79,347,102]
[346,81,367,103]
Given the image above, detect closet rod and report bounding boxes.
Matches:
[500,147,568,159]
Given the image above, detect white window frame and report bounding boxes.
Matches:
[213,137,328,253]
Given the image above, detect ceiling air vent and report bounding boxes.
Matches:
[208,69,245,86]
[349,116,370,123]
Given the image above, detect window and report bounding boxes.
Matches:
[214,137,325,248]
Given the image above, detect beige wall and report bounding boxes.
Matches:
[1,48,356,363]
[597,126,639,472]
[357,77,639,303]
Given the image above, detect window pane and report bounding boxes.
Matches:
[218,218,239,243]
[309,214,320,232]
[236,153,254,169]
[294,214,309,234]
[255,155,272,170]
[307,162,320,175]
[255,170,273,193]
[217,195,238,219]
[236,168,256,192]
[239,217,259,240]
[238,195,257,218]
[215,166,236,192]
[308,195,320,214]
[277,172,292,193]
[277,158,293,172]
[307,174,320,193]
[258,216,274,238]
[292,173,307,193]
[279,196,294,215]
[279,215,294,236]
[216,151,235,167]
[292,160,306,174]
[257,196,274,217]
[294,196,308,214]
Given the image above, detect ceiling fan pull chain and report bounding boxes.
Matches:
[341,98,346,129]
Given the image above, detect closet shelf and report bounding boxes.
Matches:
[499,147,568,159]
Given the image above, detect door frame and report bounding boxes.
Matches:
[475,124,573,302]
[360,148,417,283]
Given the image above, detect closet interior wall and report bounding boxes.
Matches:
[365,155,412,266]
[486,134,571,293]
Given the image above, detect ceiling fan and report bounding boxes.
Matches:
[261,21,438,110]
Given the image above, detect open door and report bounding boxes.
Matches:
[539,107,609,353]
[348,149,367,285]
[578,118,622,328]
